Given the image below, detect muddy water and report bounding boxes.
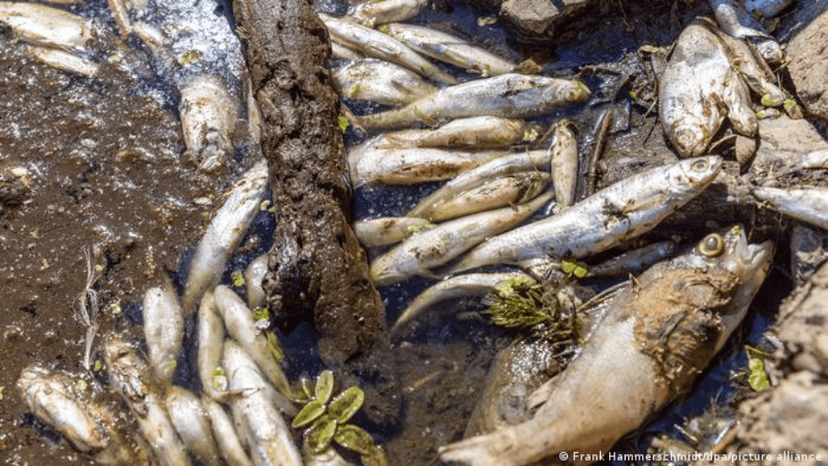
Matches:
[0,1,813,466]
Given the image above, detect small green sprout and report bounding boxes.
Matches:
[760,94,783,107]
[629,90,639,100]
[93,360,103,372]
[476,16,498,27]
[338,115,350,133]
[211,368,227,391]
[179,50,201,65]
[522,128,539,142]
[561,259,588,278]
[292,370,388,465]
[783,99,797,110]
[378,25,390,34]
[231,271,245,287]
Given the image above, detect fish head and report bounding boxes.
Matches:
[672,155,723,189]
[671,123,712,157]
[687,224,774,351]
[560,80,591,104]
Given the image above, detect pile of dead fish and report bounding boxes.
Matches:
[12,0,828,464]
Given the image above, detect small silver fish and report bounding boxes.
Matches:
[354,216,435,248]
[376,116,542,150]
[179,76,238,173]
[165,385,222,466]
[550,119,579,208]
[409,150,552,218]
[440,226,773,465]
[202,397,255,466]
[360,73,590,131]
[446,157,722,274]
[21,45,98,76]
[0,2,93,53]
[386,23,516,76]
[142,282,184,384]
[371,192,553,286]
[244,253,269,310]
[390,271,537,339]
[197,290,226,400]
[752,186,828,231]
[319,13,457,84]
[333,58,439,107]
[223,341,303,466]
[181,159,268,314]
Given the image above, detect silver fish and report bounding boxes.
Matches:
[17,366,109,453]
[197,290,226,400]
[376,116,542,150]
[213,284,293,404]
[165,385,222,466]
[349,143,508,186]
[0,2,93,53]
[586,240,678,278]
[351,0,428,27]
[445,157,722,274]
[360,73,590,130]
[104,335,192,466]
[439,226,773,465]
[419,171,549,223]
[203,397,255,466]
[181,159,268,314]
[333,58,439,107]
[660,19,756,157]
[371,192,553,286]
[319,13,457,84]
[409,150,552,218]
[390,271,536,339]
[21,45,98,76]
[331,42,364,61]
[142,282,184,384]
[179,75,238,173]
[550,119,579,208]
[223,341,303,466]
[244,253,269,310]
[386,23,516,76]
[354,216,435,248]
[752,186,828,231]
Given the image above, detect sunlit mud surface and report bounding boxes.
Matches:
[0,0,824,465]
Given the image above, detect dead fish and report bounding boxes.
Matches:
[244,253,269,310]
[418,171,549,223]
[708,0,783,63]
[17,367,112,454]
[142,282,184,384]
[376,116,542,150]
[197,290,225,400]
[0,2,93,53]
[179,75,238,172]
[165,385,222,466]
[744,0,793,18]
[360,73,590,131]
[712,27,788,108]
[181,159,268,314]
[333,58,439,107]
[409,150,552,219]
[331,42,364,61]
[586,240,678,278]
[348,143,509,187]
[385,23,516,76]
[390,271,536,339]
[371,192,553,286]
[202,397,255,466]
[213,284,293,405]
[350,0,428,27]
[752,186,828,231]
[660,19,756,157]
[439,225,773,465]
[223,340,303,466]
[445,157,722,275]
[21,45,98,76]
[104,335,192,466]
[550,119,578,208]
[354,216,435,248]
[319,13,457,84]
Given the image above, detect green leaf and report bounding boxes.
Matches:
[333,424,375,455]
[315,370,335,405]
[561,259,588,278]
[760,94,783,107]
[307,415,337,453]
[338,115,350,133]
[292,399,326,428]
[361,447,390,466]
[327,386,364,424]
[748,358,770,391]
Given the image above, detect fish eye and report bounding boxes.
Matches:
[691,159,709,172]
[699,233,724,257]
